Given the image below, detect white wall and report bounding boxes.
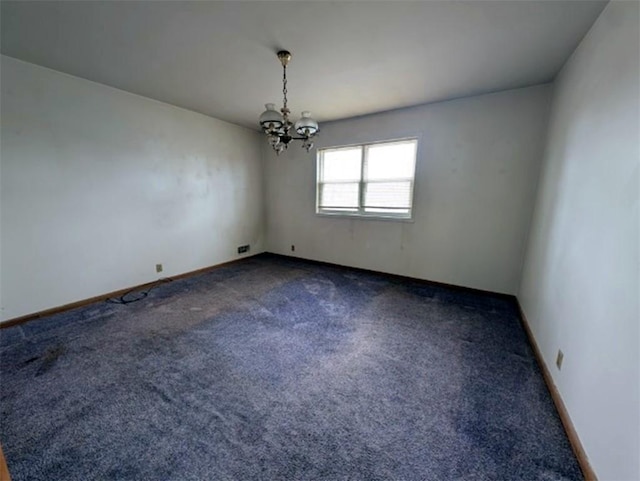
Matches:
[519,2,639,480]
[0,55,264,322]
[265,85,551,294]
[2,4,637,476]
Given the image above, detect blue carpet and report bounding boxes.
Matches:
[0,254,582,480]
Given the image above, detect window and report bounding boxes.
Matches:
[316,138,418,219]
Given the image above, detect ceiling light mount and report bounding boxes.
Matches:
[277,50,292,67]
[259,50,318,154]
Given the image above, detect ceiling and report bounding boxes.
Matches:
[1,1,607,130]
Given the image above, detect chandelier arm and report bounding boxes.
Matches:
[275,135,313,141]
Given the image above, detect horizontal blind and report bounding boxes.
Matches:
[318,182,359,209]
[363,181,412,209]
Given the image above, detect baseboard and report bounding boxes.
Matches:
[515,300,597,481]
[0,253,260,329]
[0,444,10,481]
[265,252,515,300]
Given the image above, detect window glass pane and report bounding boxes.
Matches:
[365,141,416,181]
[363,181,412,209]
[321,147,362,182]
[319,182,359,209]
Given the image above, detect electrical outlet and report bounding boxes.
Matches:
[156,264,163,273]
[291,245,295,252]
[556,350,564,370]
[237,244,250,254]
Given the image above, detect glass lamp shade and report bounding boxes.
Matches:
[259,103,284,132]
[294,111,319,137]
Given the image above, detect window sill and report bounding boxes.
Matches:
[315,211,415,223]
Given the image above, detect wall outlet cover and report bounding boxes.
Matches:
[156,264,163,273]
[237,245,250,254]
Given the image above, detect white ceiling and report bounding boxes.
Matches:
[1,1,607,130]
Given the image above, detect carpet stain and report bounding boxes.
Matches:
[34,345,66,377]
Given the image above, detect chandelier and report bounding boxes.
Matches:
[259,50,319,154]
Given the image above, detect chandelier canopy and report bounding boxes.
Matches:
[259,50,319,154]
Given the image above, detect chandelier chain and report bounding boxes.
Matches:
[282,65,288,112]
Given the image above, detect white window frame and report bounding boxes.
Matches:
[316,138,418,221]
